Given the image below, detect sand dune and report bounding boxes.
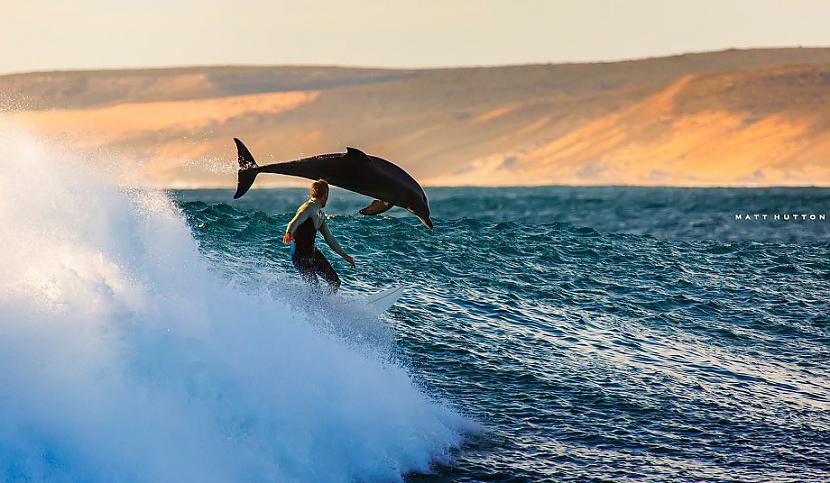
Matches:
[4,48,830,187]
[13,91,319,144]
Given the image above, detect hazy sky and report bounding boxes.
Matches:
[3,0,830,74]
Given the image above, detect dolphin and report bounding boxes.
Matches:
[232,138,433,229]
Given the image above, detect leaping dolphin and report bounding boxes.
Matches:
[232,138,433,229]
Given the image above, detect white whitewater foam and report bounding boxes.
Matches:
[0,119,469,482]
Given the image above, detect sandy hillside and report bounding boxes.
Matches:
[4,48,830,187]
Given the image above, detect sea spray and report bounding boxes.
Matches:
[0,119,469,482]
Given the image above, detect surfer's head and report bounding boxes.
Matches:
[310,179,329,206]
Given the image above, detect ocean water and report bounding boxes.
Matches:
[1,120,828,482]
[175,187,830,482]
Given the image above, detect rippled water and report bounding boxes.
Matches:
[175,187,830,482]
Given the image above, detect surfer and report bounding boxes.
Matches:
[283,179,355,291]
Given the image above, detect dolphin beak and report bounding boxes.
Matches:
[407,207,433,229]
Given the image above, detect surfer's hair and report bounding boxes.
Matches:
[310,179,329,199]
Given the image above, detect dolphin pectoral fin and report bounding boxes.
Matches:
[359,199,393,215]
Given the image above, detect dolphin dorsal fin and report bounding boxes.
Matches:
[346,147,371,161]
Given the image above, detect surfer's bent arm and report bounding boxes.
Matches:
[284,203,312,240]
[319,220,348,258]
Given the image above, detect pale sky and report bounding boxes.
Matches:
[2,0,830,74]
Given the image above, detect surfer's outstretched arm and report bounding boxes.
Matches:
[320,220,355,267]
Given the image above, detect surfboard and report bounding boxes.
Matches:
[364,285,406,313]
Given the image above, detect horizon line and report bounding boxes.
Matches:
[3,45,830,77]
[166,183,830,191]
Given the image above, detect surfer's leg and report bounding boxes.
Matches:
[312,249,340,291]
[292,250,318,286]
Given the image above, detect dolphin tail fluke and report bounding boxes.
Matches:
[233,138,259,199]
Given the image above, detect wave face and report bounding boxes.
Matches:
[0,122,467,482]
[177,187,830,482]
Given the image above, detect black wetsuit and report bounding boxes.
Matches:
[291,217,340,289]
[287,198,347,290]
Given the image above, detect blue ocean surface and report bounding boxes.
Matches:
[175,186,830,482]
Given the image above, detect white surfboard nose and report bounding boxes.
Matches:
[364,285,406,313]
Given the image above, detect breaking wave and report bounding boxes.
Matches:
[0,119,469,482]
